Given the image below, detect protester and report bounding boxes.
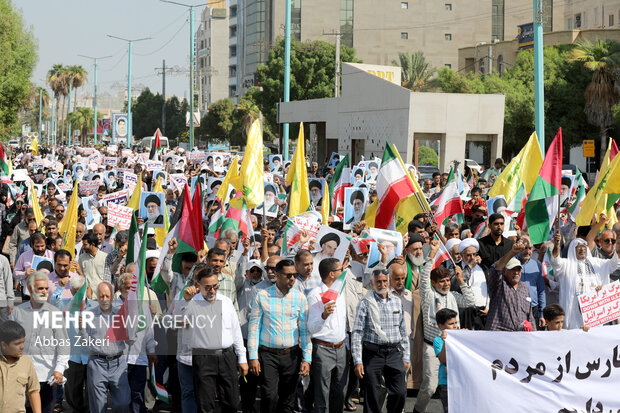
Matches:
[433,308,459,413]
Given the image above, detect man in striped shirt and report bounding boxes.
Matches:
[248,259,312,413]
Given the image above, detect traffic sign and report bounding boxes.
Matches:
[583,140,595,157]
[186,111,200,127]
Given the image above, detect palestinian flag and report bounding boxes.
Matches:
[126,212,140,266]
[433,167,464,225]
[567,170,587,218]
[217,198,251,238]
[320,271,347,304]
[151,365,170,403]
[192,182,205,247]
[171,184,203,273]
[431,238,451,270]
[207,202,226,236]
[524,128,563,244]
[328,154,351,214]
[374,144,416,229]
[0,143,9,176]
[149,128,163,160]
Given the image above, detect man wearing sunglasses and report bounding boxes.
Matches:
[591,221,620,282]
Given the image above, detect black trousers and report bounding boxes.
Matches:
[64,361,88,412]
[258,347,301,413]
[192,348,239,413]
[361,346,406,413]
[239,341,259,413]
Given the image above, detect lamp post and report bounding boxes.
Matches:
[51,90,55,146]
[107,35,150,147]
[38,89,42,143]
[534,0,545,149]
[474,42,487,74]
[79,54,112,145]
[161,0,203,150]
[283,0,291,160]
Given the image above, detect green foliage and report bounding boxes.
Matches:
[66,107,102,144]
[254,38,361,139]
[418,145,438,166]
[131,88,189,142]
[392,51,436,91]
[437,45,598,157]
[0,0,38,139]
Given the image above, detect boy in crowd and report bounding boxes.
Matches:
[543,304,590,332]
[434,308,459,413]
[0,320,41,413]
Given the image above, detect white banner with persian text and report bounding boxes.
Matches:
[447,326,620,413]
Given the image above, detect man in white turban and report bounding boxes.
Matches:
[551,230,619,329]
[454,238,488,329]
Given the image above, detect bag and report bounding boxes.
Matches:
[1,236,10,256]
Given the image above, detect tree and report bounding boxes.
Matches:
[566,39,620,165]
[254,38,361,139]
[129,88,188,143]
[201,98,235,142]
[66,65,88,112]
[20,86,51,134]
[418,145,438,166]
[66,107,101,145]
[46,64,66,140]
[392,51,437,91]
[0,0,38,139]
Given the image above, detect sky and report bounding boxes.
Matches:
[16,0,201,100]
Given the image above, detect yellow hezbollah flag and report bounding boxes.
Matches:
[321,183,330,224]
[60,180,80,259]
[286,124,310,218]
[488,132,543,202]
[232,119,264,209]
[29,182,44,227]
[364,200,379,228]
[217,155,238,205]
[153,176,170,247]
[576,139,617,226]
[602,147,620,194]
[29,136,39,155]
[127,173,143,211]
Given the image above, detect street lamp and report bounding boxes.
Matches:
[78,54,112,145]
[161,0,203,150]
[107,35,151,147]
[474,41,487,74]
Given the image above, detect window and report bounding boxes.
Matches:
[229,46,237,58]
[230,6,237,17]
[445,64,451,68]
[229,86,236,98]
[492,0,505,41]
[401,32,408,40]
[229,66,236,77]
[574,13,581,28]
[567,18,573,30]
[610,14,615,26]
[445,33,452,41]
[401,2,408,9]
[230,26,237,38]
[594,8,598,25]
[445,3,452,11]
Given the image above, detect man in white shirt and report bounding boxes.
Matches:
[454,238,489,330]
[307,258,348,413]
[78,232,108,293]
[176,266,248,412]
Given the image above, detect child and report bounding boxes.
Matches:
[434,308,459,413]
[543,304,589,332]
[0,320,41,413]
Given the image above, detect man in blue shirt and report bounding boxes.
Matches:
[516,235,546,329]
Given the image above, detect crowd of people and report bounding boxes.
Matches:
[0,143,617,413]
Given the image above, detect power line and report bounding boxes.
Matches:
[135,18,189,56]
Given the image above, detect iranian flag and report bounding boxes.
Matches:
[68,280,87,313]
[149,128,163,160]
[524,128,563,244]
[320,271,347,304]
[431,238,451,270]
[0,143,9,176]
[374,144,416,229]
[217,197,251,238]
[207,202,226,235]
[328,153,351,214]
[433,167,464,225]
[151,365,169,403]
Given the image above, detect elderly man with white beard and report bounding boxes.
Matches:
[413,240,475,413]
[551,228,620,329]
[10,271,70,413]
[452,238,489,330]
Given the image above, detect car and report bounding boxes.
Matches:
[465,159,484,175]
[416,164,440,181]
[7,139,19,148]
[140,135,169,149]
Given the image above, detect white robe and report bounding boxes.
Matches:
[550,238,618,329]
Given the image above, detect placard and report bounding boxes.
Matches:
[189,151,207,164]
[281,211,322,256]
[146,160,163,171]
[102,189,130,207]
[78,180,100,196]
[578,281,620,327]
[107,202,133,230]
[104,157,118,166]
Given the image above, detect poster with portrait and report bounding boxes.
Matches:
[309,179,325,207]
[327,152,341,168]
[152,170,167,188]
[312,225,350,264]
[255,182,279,217]
[206,177,223,201]
[351,166,367,185]
[112,113,128,141]
[269,155,283,173]
[72,163,86,180]
[366,228,403,270]
[343,187,368,230]
[365,160,381,183]
[104,170,117,188]
[82,197,101,229]
[31,256,54,274]
[139,192,165,228]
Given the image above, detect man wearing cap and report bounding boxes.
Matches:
[143,193,164,225]
[414,240,474,413]
[346,190,366,225]
[483,158,504,183]
[478,213,514,269]
[453,238,489,330]
[486,239,536,331]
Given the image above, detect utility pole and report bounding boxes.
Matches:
[68,83,72,147]
[155,59,168,135]
[51,90,55,146]
[534,0,545,149]
[79,54,113,145]
[38,89,42,141]
[487,45,492,75]
[323,30,342,97]
[283,0,291,160]
[107,35,151,147]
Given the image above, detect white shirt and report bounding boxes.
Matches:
[389,287,413,338]
[462,262,489,308]
[307,283,347,344]
[113,298,156,366]
[175,293,247,363]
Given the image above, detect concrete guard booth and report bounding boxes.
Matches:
[278,62,505,172]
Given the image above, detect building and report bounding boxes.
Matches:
[278,63,505,172]
[195,1,229,112]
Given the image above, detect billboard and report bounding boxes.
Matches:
[517,23,534,50]
[112,113,128,143]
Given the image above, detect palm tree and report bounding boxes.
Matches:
[66,65,88,111]
[392,51,437,91]
[566,39,620,165]
[67,107,100,145]
[25,87,51,133]
[46,64,66,140]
